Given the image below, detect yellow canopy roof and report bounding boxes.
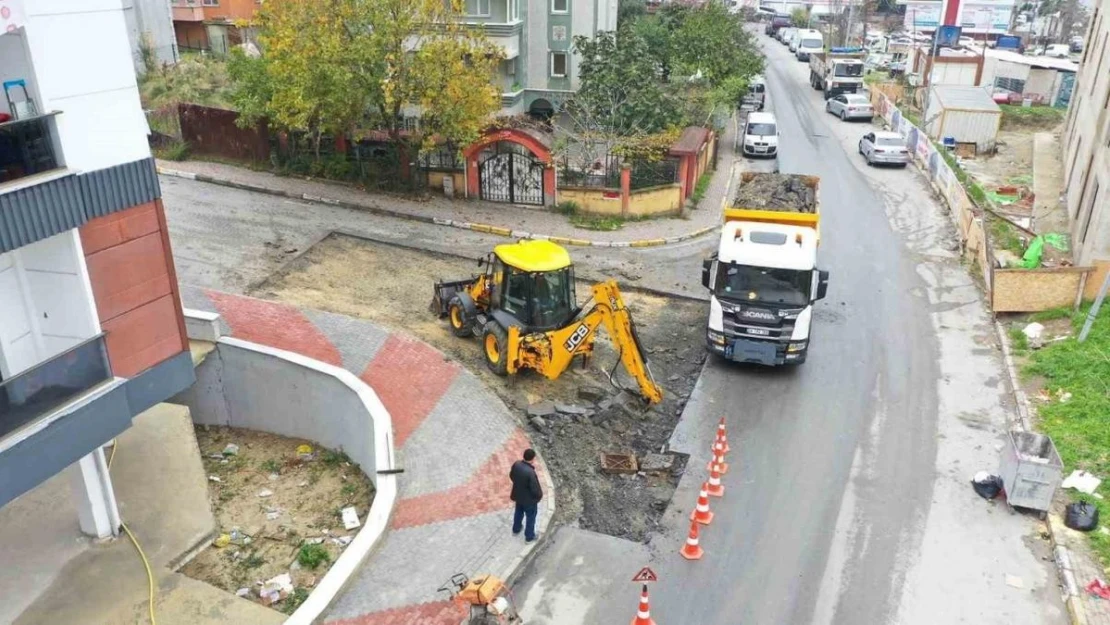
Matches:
[494,240,571,272]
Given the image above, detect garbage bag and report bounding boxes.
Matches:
[972,472,1004,500]
[1065,501,1100,532]
[1021,236,1045,269]
[1043,232,1070,253]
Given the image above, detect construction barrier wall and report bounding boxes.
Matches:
[558,186,623,214]
[872,88,1092,312]
[628,184,683,216]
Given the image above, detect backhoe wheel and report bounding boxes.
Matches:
[447,296,472,338]
[482,321,509,377]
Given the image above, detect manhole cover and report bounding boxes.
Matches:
[600,453,638,475]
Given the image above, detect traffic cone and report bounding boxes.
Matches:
[690,481,714,525]
[715,417,731,454]
[707,463,725,497]
[680,518,704,560]
[705,450,729,475]
[631,583,656,625]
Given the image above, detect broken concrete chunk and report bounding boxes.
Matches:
[529,416,548,431]
[222,443,240,456]
[341,506,361,530]
[555,403,591,416]
[259,573,293,606]
[258,489,274,498]
[236,587,251,598]
[639,453,676,475]
[577,387,607,403]
[526,401,557,418]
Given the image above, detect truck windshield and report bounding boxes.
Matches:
[801,38,822,49]
[834,63,864,77]
[716,265,811,306]
[746,123,776,136]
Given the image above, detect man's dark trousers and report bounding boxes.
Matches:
[513,502,538,541]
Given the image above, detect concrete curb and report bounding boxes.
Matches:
[157,166,721,249]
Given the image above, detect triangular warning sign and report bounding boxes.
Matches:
[631,567,658,583]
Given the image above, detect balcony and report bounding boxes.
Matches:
[172,4,206,21]
[0,334,113,445]
[0,112,64,192]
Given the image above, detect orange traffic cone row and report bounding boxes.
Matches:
[680,518,704,560]
[715,417,731,454]
[707,463,725,497]
[631,583,657,625]
[690,481,714,525]
[705,450,729,475]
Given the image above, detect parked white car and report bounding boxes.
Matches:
[741,111,779,158]
[825,93,874,121]
[858,131,910,167]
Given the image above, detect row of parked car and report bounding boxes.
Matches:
[773,26,826,62]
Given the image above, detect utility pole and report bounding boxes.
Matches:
[1078,271,1110,342]
[845,0,855,46]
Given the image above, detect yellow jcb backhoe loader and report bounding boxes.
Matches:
[431,240,663,405]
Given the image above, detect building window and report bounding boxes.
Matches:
[509,0,520,21]
[994,76,1025,95]
[551,51,568,77]
[552,0,568,14]
[202,0,218,5]
[465,0,491,16]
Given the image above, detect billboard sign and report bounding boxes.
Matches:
[935,25,963,46]
[995,34,1022,49]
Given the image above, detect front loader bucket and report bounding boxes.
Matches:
[431,278,477,317]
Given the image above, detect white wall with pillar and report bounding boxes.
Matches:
[69,447,121,538]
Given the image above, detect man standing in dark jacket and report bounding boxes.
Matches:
[510,448,543,542]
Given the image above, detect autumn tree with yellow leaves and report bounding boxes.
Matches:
[229,0,504,160]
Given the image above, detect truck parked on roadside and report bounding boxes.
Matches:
[702,173,829,366]
[794,29,824,61]
[808,47,867,99]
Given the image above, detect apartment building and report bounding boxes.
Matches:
[463,0,618,116]
[0,0,195,538]
[171,0,259,54]
[1062,0,1109,274]
[123,0,179,74]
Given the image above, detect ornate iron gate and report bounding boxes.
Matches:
[479,142,545,205]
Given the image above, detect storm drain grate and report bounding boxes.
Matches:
[600,453,638,475]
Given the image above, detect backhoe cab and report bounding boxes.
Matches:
[431,240,663,405]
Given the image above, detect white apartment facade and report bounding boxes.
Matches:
[0,0,194,539]
[1062,0,1109,273]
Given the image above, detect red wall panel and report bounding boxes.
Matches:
[80,201,188,378]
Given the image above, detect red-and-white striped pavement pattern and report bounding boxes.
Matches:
[180,286,548,625]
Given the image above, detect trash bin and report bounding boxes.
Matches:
[998,431,1063,515]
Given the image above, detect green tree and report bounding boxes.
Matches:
[672,1,763,90]
[618,0,647,28]
[633,4,689,82]
[228,0,503,160]
[790,7,810,27]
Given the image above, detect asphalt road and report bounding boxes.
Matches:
[516,31,1064,625]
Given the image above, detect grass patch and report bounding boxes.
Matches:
[1023,305,1110,565]
[1031,307,1073,322]
[239,552,266,569]
[261,459,283,474]
[570,214,625,231]
[864,71,890,85]
[154,140,190,162]
[296,543,331,569]
[555,200,580,216]
[1009,326,1030,355]
[999,104,1066,130]
[690,172,712,207]
[281,587,310,615]
[936,145,988,206]
[988,214,1027,257]
[321,449,350,467]
[901,108,922,127]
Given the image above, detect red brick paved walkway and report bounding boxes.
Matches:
[181,287,550,624]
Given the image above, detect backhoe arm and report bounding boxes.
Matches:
[589,281,663,405]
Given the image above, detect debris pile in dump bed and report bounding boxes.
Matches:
[732,173,817,212]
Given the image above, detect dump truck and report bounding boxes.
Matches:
[701,173,829,366]
[808,47,867,98]
[432,239,663,404]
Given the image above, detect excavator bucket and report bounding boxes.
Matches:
[431,278,477,317]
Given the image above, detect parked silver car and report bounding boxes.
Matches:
[825,93,874,121]
[858,131,910,167]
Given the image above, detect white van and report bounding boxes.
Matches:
[795,29,823,61]
[742,111,779,158]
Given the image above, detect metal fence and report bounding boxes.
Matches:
[628,158,679,190]
[273,132,429,194]
[557,155,621,190]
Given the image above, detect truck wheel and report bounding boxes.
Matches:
[447,296,473,337]
[482,321,510,376]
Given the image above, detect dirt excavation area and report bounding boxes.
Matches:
[252,233,707,541]
[182,426,374,613]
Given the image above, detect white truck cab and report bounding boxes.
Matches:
[795,29,824,61]
[702,175,829,366]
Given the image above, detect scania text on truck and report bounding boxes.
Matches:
[701,173,829,366]
[808,47,867,98]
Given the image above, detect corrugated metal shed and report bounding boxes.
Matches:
[925,85,1002,153]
